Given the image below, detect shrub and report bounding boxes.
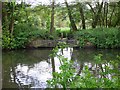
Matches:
[2,23,60,49]
[75,28,120,48]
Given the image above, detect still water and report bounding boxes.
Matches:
[2,48,120,88]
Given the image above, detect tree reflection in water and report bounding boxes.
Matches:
[2,48,120,88]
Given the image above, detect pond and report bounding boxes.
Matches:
[2,48,120,89]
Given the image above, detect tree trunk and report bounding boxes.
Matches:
[105,2,108,27]
[9,17,14,36]
[78,3,86,29]
[9,2,15,36]
[51,57,57,88]
[103,2,108,27]
[2,2,9,30]
[65,0,77,31]
[92,1,104,28]
[51,57,55,75]
[108,4,116,27]
[87,3,96,15]
[50,0,55,33]
[87,2,96,28]
[103,2,106,26]
[114,1,120,27]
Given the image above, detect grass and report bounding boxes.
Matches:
[56,27,70,32]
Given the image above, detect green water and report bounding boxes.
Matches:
[2,48,120,89]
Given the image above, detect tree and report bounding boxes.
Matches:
[2,2,9,31]
[2,2,19,36]
[104,2,108,27]
[50,0,55,33]
[65,0,77,31]
[78,3,86,29]
[9,2,15,36]
[33,5,51,29]
[108,2,116,27]
[92,1,104,28]
[114,1,120,27]
[87,1,104,28]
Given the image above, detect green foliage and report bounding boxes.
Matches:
[47,45,119,88]
[47,56,75,88]
[56,28,71,38]
[2,31,28,49]
[2,1,120,49]
[2,23,59,49]
[75,28,120,48]
[47,44,75,88]
[2,31,15,49]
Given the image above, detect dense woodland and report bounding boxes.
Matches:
[2,0,120,49]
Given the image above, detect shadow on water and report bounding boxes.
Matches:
[2,48,120,89]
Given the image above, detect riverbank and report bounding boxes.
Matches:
[2,28,120,50]
[2,39,120,51]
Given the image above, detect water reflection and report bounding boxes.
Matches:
[2,48,120,88]
[53,47,73,73]
[11,61,52,88]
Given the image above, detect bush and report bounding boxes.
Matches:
[2,31,29,49]
[75,28,120,48]
[2,24,60,49]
